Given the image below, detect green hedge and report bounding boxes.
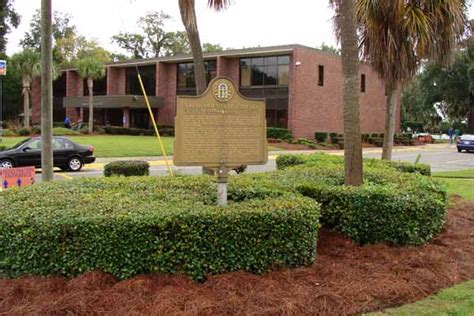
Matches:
[104,160,150,177]
[276,153,431,176]
[270,153,445,245]
[267,127,292,141]
[104,126,175,137]
[314,132,328,143]
[0,176,321,281]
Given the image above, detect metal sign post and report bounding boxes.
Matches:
[0,60,6,141]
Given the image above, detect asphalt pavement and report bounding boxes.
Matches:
[35,143,474,182]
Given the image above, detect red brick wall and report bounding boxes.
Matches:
[31,77,41,124]
[217,56,240,86]
[289,47,396,139]
[107,67,126,95]
[156,62,177,126]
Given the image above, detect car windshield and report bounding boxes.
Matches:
[461,134,474,141]
[7,138,31,149]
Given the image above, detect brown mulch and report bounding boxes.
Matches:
[1,198,473,316]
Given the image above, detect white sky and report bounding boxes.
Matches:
[6,0,474,56]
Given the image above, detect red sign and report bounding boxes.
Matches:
[0,167,36,190]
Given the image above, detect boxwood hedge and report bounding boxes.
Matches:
[0,176,321,281]
[104,160,150,177]
[276,153,431,176]
[235,160,447,246]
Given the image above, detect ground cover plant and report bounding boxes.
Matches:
[0,176,321,281]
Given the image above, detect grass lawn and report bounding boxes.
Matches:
[1,136,281,158]
[433,169,474,201]
[368,280,474,315]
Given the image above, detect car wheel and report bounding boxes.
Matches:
[0,159,14,169]
[67,157,83,172]
[457,148,462,153]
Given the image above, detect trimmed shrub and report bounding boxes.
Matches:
[31,125,41,135]
[18,128,30,136]
[104,126,174,137]
[329,132,338,143]
[276,154,306,170]
[296,175,446,245]
[387,161,431,176]
[0,145,7,151]
[2,129,17,136]
[314,132,328,143]
[104,160,150,177]
[267,127,292,141]
[53,127,80,136]
[0,176,321,281]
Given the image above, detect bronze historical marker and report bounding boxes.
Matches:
[174,77,267,168]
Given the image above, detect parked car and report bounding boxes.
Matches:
[0,136,95,171]
[457,134,474,153]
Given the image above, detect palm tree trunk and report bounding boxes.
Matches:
[87,78,94,134]
[40,0,53,181]
[179,0,207,94]
[382,83,398,160]
[22,79,30,129]
[340,0,363,186]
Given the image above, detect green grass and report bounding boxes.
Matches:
[433,169,474,201]
[1,136,281,158]
[368,280,474,315]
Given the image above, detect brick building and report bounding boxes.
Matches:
[31,44,400,139]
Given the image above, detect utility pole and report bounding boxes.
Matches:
[0,59,5,141]
[41,0,53,181]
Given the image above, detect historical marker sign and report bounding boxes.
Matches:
[174,77,267,168]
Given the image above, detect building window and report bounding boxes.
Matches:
[176,60,217,91]
[361,74,366,93]
[126,66,156,96]
[83,76,107,96]
[240,55,290,87]
[318,65,324,86]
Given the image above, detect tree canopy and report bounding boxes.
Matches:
[0,0,20,55]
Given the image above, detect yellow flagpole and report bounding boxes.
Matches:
[137,73,174,176]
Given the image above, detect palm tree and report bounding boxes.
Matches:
[329,0,363,185]
[75,57,106,134]
[355,0,466,160]
[178,0,230,94]
[10,49,41,129]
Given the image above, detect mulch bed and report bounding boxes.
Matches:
[1,197,473,315]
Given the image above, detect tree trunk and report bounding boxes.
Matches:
[467,106,474,134]
[22,78,30,129]
[382,83,398,160]
[87,78,94,134]
[339,0,363,186]
[179,0,207,95]
[40,0,53,181]
[179,0,212,176]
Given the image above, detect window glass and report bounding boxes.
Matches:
[27,139,41,150]
[361,74,366,93]
[278,65,289,86]
[241,65,251,86]
[126,66,156,96]
[177,61,217,90]
[251,64,264,86]
[52,139,65,149]
[264,65,277,85]
[265,56,278,65]
[318,65,324,86]
[64,140,75,149]
[278,56,290,65]
[240,55,290,87]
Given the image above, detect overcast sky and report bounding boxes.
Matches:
[6,0,474,56]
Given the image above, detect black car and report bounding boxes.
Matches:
[0,136,96,171]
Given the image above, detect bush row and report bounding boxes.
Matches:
[104,160,150,177]
[238,160,446,245]
[267,127,292,141]
[276,153,431,176]
[0,176,321,281]
[104,126,175,137]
